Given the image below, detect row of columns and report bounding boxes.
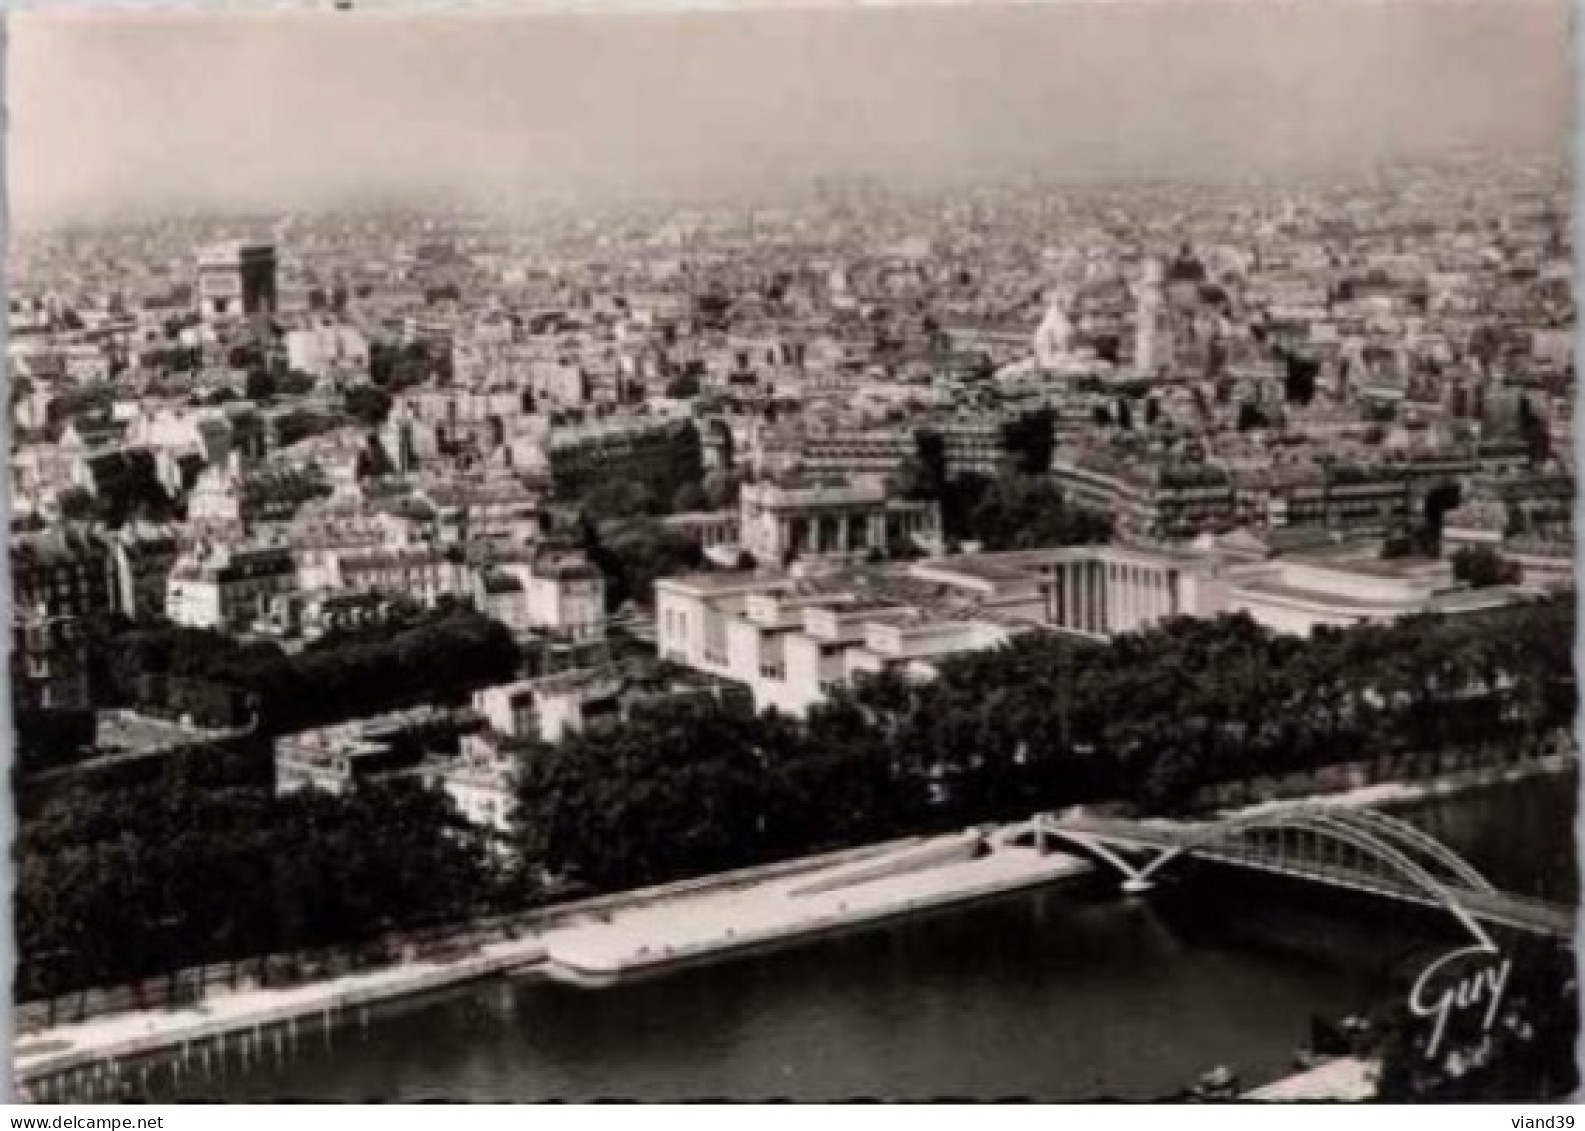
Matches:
[1107,563,1180,633]
[779,511,926,557]
[1048,558,1182,636]
[1049,559,1107,635]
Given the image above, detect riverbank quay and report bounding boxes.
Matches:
[529,751,1578,989]
[1243,1057,1380,1101]
[11,836,938,1094]
[13,938,550,1098]
[15,752,1571,1097]
[541,831,1092,983]
[1218,750,1574,821]
[1191,733,1576,816]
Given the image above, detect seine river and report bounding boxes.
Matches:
[167,773,1575,1101]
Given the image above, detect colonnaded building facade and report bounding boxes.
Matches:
[655,540,1522,716]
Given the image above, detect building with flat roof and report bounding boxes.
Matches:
[275,706,449,795]
[286,324,370,381]
[472,668,625,746]
[738,475,941,566]
[1052,454,1237,541]
[795,416,1013,482]
[656,533,1528,712]
[1224,548,1522,635]
[427,745,521,839]
[652,542,1236,716]
[655,554,1057,716]
[917,545,1230,641]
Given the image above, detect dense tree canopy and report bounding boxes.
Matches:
[16,770,496,1002]
[371,340,451,390]
[87,611,521,736]
[1000,410,1056,474]
[515,696,803,889]
[13,708,97,775]
[512,597,1574,891]
[584,518,706,610]
[1451,546,1522,588]
[1283,352,1320,405]
[943,472,1113,551]
[344,384,394,428]
[81,449,180,528]
[22,596,1573,1005]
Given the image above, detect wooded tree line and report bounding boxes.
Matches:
[17,598,1573,1001]
[16,766,497,1003]
[55,449,180,529]
[581,517,706,611]
[940,472,1114,551]
[512,597,1574,891]
[85,610,521,737]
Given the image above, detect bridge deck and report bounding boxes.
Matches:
[1034,814,1575,939]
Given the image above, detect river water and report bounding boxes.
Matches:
[166,774,1577,1101]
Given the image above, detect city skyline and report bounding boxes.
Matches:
[10,0,1572,224]
[7,0,1576,1105]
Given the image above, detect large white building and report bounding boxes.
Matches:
[472,668,624,746]
[474,548,607,641]
[656,540,1526,714]
[429,750,519,839]
[1223,551,1520,635]
[286,324,370,381]
[655,546,1213,716]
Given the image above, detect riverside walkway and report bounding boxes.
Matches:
[540,831,1091,983]
[18,759,1571,1101]
[15,831,1096,1098]
[14,936,551,1100]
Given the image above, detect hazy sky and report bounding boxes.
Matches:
[7,0,1573,223]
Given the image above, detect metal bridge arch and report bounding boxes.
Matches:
[1333,806,1496,895]
[1029,807,1500,952]
[1178,805,1499,896]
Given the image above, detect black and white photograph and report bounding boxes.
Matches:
[5,0,1578,1104]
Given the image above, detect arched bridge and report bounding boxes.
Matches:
[1006,805,1574,952]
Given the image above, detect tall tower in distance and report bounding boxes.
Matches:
[197,241,278,324]
[1133,257,1171,376]
[1032,286,1079,370]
